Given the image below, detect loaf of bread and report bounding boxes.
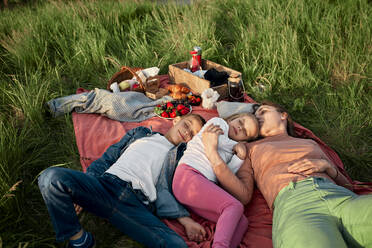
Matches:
[167,84,190,94]
[169,92,187,100]
[167,84,190,99]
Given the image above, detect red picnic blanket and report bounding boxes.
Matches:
[72,75,372,248]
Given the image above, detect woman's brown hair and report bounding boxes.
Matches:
[261,101,297,137]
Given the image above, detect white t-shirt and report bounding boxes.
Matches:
[178,117,243,182]
[105,133,174,202]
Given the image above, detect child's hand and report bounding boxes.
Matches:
[74,203,83,215]
[234,142,247,160]
[177,217,206,242]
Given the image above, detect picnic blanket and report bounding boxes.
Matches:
[72,75,372,248]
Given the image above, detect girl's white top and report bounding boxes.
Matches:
[106,133,174,202]
[178,117,243,182]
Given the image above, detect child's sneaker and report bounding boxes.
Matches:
[67,231,95,248]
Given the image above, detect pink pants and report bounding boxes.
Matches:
[173,164,248,248]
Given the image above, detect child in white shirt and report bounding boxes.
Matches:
[173,113,259,248]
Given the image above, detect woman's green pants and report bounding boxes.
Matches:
[273,177,372,248]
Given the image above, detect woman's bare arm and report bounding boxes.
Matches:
[213,159,254,205]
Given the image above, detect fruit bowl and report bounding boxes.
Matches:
[154,101,192,119]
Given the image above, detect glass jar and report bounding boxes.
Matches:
[228,77,245,102]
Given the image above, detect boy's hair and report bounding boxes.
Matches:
[224,112,259,140]
[184,113,206,126]
[261,101,296,137]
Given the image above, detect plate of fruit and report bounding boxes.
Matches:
[154,101,192,119]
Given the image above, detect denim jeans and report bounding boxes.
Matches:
[273,177,372,248]
[38,167,187,248]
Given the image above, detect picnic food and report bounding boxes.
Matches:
[154,101,191,119]
[169,92,187,100]
[167,84,190,100]
[119,81,130,91]
[187,94,202,106]
[167,84,190,94]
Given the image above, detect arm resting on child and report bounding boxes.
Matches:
[201,124,254,205]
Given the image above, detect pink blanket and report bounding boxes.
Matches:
[72,75,372,248]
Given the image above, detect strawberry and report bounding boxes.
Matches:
[166,102,174,109]
[180,108,189,115]
[196,97,201,102]
[177,104,185,111]
[169,111,177,118]
[161,112,169,118]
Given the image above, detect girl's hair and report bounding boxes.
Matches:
[224,112,259,140]
[185,113,206,126]
[261,101,297,137]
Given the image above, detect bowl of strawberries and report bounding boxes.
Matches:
[154,101,192,119]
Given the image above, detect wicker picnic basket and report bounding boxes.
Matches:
[107,66,144,92]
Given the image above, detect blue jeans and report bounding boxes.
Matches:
[38,167,187,248]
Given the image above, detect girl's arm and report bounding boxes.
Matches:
[201,124,254,205]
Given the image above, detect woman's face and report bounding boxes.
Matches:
[227,115,259,141]
[255,105,287,137]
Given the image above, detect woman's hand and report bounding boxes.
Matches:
[287,159,335,176]
[201,124,224,167]
[287,158,352,189]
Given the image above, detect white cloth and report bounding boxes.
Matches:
[201,88,220,110]
[134,67,160,83]
[105,134,174,202]
[178,117,243,182]
[183,68,207,78]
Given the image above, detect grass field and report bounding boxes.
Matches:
[0,0,371,247]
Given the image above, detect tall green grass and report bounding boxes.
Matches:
[0,0,371,247]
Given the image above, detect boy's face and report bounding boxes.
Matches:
[165,115,204,145]
[227,115,259,141]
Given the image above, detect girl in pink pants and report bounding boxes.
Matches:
[173,114,259,248]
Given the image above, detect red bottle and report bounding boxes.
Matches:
[190,46,202,72]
